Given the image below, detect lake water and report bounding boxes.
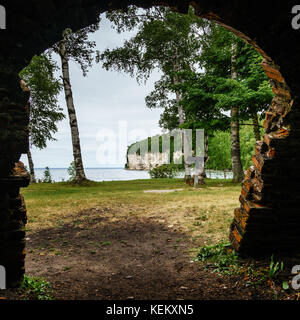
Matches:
[35,168,150,182]
[34,168,233,182]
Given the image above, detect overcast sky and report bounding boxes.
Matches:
[21,14,164,169]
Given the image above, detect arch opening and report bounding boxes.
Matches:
[0,1,299,288]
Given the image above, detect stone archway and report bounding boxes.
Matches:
[0,0,299,287]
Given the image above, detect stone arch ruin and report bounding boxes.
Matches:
[0,0,299,287]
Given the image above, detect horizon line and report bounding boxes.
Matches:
[34,167,125,169]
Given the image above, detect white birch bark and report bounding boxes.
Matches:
[59,39,87,183]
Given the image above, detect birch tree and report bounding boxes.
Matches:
[20,54,64,183]
[101,6,205,180]
[52,20,100,183]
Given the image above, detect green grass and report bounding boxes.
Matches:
[22,179,239,216]
[22,178,238,197]
[19,179,293,300]
[195,241,241,275]
[21,178,241,246]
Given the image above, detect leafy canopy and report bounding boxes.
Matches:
[52,18,101,77]
[173,21,274,133]
[101,6,207,130]
[20,53,65,149]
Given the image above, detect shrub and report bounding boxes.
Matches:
[67,161,76,181]
[42,167,52,183]
[149,164,179,179]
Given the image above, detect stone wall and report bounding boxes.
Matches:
[0,162,30,287]
[0,74,30,286]
[229,60,299,257]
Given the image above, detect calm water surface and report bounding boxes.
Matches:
[34,168,233,182]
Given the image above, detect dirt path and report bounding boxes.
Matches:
[17,208,276,300]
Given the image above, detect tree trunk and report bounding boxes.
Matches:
[27,149,36,183]
[230,45,244,183]
[231,106,244,182]
[59,39,87,183]
[173,47,191,181]
[198,133,209,185]
[252,113,261,141]
[175,89,192,181]
[176,91,185,125]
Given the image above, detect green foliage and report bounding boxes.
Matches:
[104,7,273,182]
[245,255,285,288]
[149,164,179,179]
[206,131,231,170]
[101,241,112,246]
[282,281,289,290]
[206,123,263,170]
[102,6,206,131]
[240,125,259,169]
[268,255,284,278]
[103,6,203,81]
[19,53,65,149]
[52,19,101,77]
[42,167,53,183]
[173,72,230,133]
[21,275,53,300]
[67,161,76,182]
[174,22,273,134]
[49,20,101,182]
[195,241,240,274]
[129,123,260,172]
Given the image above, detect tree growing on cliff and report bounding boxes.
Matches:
[101,6,206,180]
[20,53,64,183]
[51,20,101,183]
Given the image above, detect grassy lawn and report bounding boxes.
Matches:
[22,178,241,250]
[6,178,293,300]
